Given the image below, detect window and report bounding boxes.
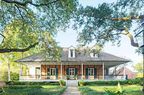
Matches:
[50,68,56,75]
[88,68,94,76]
[69,68,75,75]
[70,49,73,57]
[69,49,75,58]
[90,49,99,58]
[35,67,41,75]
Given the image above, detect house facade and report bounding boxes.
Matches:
[16,46,130,81]
[115,67,136,79]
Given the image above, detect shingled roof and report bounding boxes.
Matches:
[16,47,130,63]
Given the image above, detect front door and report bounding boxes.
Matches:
[88,68,94,79]
[69,68,75,80]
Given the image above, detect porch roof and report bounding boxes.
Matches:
[16,48,130,67]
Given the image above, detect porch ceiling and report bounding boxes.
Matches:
[21,61,129,68]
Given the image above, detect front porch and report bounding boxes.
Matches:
[19,62,126,81]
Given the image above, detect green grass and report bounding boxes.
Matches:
[1,85,66,95]
[79,85,143,95]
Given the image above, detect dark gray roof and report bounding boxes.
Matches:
[16,47,130,63]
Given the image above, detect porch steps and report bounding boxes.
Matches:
[66,80,78,87]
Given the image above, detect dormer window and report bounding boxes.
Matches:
[70,49,74,57]
[90,49,99,58]
[68,47,75,58]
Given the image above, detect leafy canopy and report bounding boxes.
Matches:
[74,0,144,46]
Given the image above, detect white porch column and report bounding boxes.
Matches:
[103,63,105,80]
[81,63,83,79]
[40,65,42,79]
[123,64,126,79]
[19,64,23,80]
[61,63,63,79]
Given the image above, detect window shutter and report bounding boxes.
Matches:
[47,68,50,79]
[94,68,97,79]
[66,68,69,75]
[56,68,58,79]
[75,68,77,75]
[47,68,50,76]
[86,68,88,79]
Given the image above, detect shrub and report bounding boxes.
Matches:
[59,80,66,86]
[83,78,142,86]
[6,81,60,85]
[10,72,19,81]
[79,80,86,86]
[104,82,125,95]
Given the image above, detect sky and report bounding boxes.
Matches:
[56,0,143,68]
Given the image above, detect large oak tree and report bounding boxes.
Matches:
[74,0,144,47]
[0,0,78,53]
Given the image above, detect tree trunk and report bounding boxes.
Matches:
[8,62,11,81]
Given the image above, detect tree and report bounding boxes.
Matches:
[133,62,143,73]
[133,62,143,78]
[0,0,78,53]
[74,0,144,46]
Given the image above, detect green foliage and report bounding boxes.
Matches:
[74,2,132,46]
[0,71,8,81]
[0,72,19,81]
[133,62,143,73]
[2,85,66,95]
[79,87,101,95]
[104,82,125,95]
[0,0,78,35]
[59,80,66,87]
[78,80,86,86]
[79,78,143,86]
[6,81,60,85]
[10,72,19,81]
[74,0,144,46]
[79,85,143,95]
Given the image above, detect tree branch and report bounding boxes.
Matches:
[2,0,30,6]
[0,42,38,53]
[2,0,60,7]
[0,33,5,38]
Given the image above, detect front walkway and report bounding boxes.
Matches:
[62,80,81,95]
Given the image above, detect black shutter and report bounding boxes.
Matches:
[56,68,58,79]
[47,68,50,76]
[75,68,77,75]
[47,68,50,79]
[66,68,69,75]
[86,68,88,79]
[94,68,97,79]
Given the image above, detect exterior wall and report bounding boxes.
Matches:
[96,65,103,79]
[41,64,47,79]
[28,64,41,76]
[41,64,103,80]
[83,65,103,80]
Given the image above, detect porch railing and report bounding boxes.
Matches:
[19,75,126,81]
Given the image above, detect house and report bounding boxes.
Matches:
[115,67,136,79]
[16,46,130,81]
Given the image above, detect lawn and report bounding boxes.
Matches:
[79,85,143,95]
[1,85,66,95]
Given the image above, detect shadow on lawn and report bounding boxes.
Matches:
[1,85,66,95]
[79,86,104,95]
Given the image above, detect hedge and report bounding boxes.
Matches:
[5,81,60,85]
[79,78,143,86]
